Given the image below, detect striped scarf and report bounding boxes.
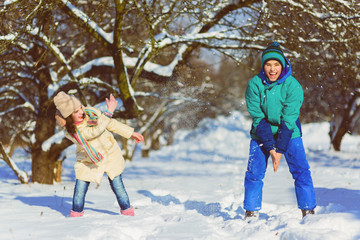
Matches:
[85,109,99,126]
[70,128,103,164]
[70,109,103,164]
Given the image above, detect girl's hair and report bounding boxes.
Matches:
[65,111,86,134]
[65,115,76,134]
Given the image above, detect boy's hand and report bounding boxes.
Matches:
[106,94,118,113]
[270,149,282,172]
[131,132,144,143]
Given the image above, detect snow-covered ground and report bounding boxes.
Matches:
[1,111,360,240]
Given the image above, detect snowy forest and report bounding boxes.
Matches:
[1,0,360,185]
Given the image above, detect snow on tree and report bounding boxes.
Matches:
[0,0,359,183]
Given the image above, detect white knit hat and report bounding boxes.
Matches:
[54,91,82,118]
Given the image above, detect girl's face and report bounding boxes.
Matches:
[72,108,85,123]
[264,60,282,82]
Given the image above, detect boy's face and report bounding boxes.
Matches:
[263,60,282,82]
[72,107,85,123]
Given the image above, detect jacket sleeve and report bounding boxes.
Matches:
[106,119,134,139]
[84,107,134,139]
[245,78,266,128]
[79,113,111,140]
[275,121,293,153]
[245,78,275,151]
[276,79,303,153]
[256,119,276,152]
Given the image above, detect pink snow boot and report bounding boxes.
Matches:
[121,206,134,216]
[70,210,84,217]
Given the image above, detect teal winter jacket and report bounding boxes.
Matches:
[245,57,303,153]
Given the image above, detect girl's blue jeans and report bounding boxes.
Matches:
[243,137,316,211]
[72,174,131,213]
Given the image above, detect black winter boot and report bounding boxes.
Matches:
[245,210,259,222]
[301,209,315,218]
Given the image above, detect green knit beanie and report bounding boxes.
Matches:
[261,42,285,68]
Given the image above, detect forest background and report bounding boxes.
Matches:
[0,0,359,184]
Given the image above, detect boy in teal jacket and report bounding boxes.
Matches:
[244,42,316,220]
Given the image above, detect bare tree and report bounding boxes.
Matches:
[1,0,266,183]
[1,0,359,183]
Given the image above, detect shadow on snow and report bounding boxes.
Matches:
[308,149,360,169]
[138,189,245,221]
[315,187,360,215]
[14,195,118,217]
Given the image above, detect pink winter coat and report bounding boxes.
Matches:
[65,106,134,184]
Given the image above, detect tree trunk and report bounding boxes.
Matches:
[31,149,56,184]
[329,92,360,151]
[54,159,64,183]
[31,137,72,184]
[29,36,66,184]
[330,124,347,151]
[141,131,150,158]
[31,110,70,184]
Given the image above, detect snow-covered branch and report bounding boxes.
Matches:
[273,0,359,21]
[54,0,113,48]
[79,77,118,92]
[138,101,168,135]
[0,86,36,115]
[28,27,74,79]
[0,102,35,117]
[0,142,30,184]
[0,0,44,54]
[0,33,16,41]
[134,91,200,103]
[41,131,65,152]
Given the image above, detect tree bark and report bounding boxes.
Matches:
[29,41,71,183]
[54,159,63,183]
[31,150,56,184]
[113,0,142,118]
[330,92,360,151]
[330,124,347,151]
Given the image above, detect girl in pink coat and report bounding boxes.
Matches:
[54,91,143,217]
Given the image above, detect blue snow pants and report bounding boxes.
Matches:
[243,137,316,211]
